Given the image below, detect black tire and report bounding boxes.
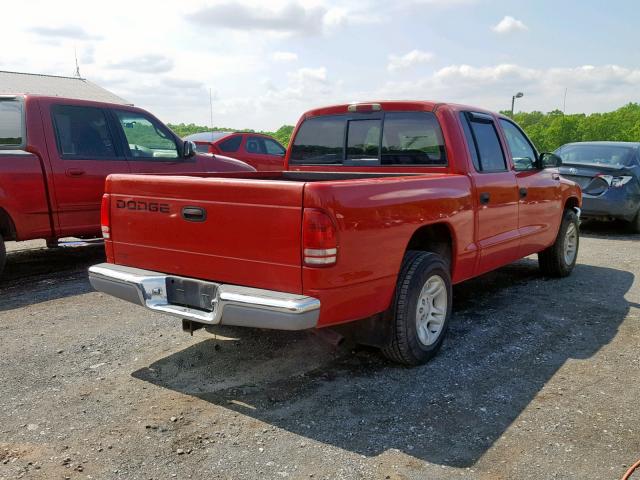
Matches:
[629,210,640,234]
[538,209,579,277]
[0,234,5,279]
[382,251,452,366]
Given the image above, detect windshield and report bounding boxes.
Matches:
[556,144,636,167]
[0,98,24,147]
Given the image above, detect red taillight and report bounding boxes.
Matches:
[100,194,110,239]
[303,208,338,267]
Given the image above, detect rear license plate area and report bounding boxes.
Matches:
[166,277,218,312]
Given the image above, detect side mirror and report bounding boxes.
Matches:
[539,152,562,169]
[183,140,196,158]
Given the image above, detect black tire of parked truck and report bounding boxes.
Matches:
[538,208,579,278]
[0,234,6,278]
[382,251,452,366]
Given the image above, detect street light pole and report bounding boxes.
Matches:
[511,92,524,117]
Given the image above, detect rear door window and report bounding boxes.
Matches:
[461,112,507,172]
[52,105,119,159]
[290,111,446,166]
[0,98,24,148]
[218,135,242,153]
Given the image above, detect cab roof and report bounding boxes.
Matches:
[301,100,498,119]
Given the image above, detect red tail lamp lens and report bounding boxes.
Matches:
[303,208,338,266]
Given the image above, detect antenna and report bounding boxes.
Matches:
[74,48,82,78]
[209,87,214,130]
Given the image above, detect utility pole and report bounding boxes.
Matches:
[209,88,214,130]
[563,87,568,114]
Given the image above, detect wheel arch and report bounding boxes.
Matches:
[404,222,455,272]
[564,196,580,212]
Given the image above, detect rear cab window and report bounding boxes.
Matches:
[290,111,447,167]
[0,97,25,149]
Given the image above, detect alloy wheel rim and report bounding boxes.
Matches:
[564,223,578,265]
[415,275,448,346]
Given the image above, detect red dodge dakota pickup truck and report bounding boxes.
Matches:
[0,95,254,277]
[89,101,581,365]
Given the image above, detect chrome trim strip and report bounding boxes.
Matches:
[88,263,320,327]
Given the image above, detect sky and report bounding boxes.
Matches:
[2,0,639,130]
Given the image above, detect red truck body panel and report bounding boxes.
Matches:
[0,95,254,247]
[98,100,581,328]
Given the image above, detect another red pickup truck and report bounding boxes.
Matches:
[89,101,581,365]
[0,95,254,276]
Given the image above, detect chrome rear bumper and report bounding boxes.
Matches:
[88,263,320,330]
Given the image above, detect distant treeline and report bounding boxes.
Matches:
[169,103,640,152]
[504,103,640,152]
[168,123,295,147]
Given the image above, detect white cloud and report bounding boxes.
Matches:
[185,2,326,36]
[288,67,328,84]
[376,63,640,114]
[492,16,528,34]
[272,51,298,62]
[108,54,174,74]
[29,25,101,40]
[387,49,434,72]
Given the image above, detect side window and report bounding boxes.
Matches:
[263,138,286,155]
[218,135,242,153]
[52,105,118,159]
[499,119,537,171]
[194,143,210,153]
[462,113,507,172]
[382,112,446,165]
[347,119,380,162]
[0,98,24,148]
[245,136,266,154]
[114,110,178,160]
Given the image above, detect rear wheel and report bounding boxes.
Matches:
[538,209,579,277]
[382,251,452,366]
[0,234,6,278]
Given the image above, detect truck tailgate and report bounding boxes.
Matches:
[106,174,304,293]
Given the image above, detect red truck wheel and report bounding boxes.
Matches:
[538,209,579,278]
[0,234,5,278]
[382,251,452,365]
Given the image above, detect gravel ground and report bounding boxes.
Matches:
[0,224,639,480]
